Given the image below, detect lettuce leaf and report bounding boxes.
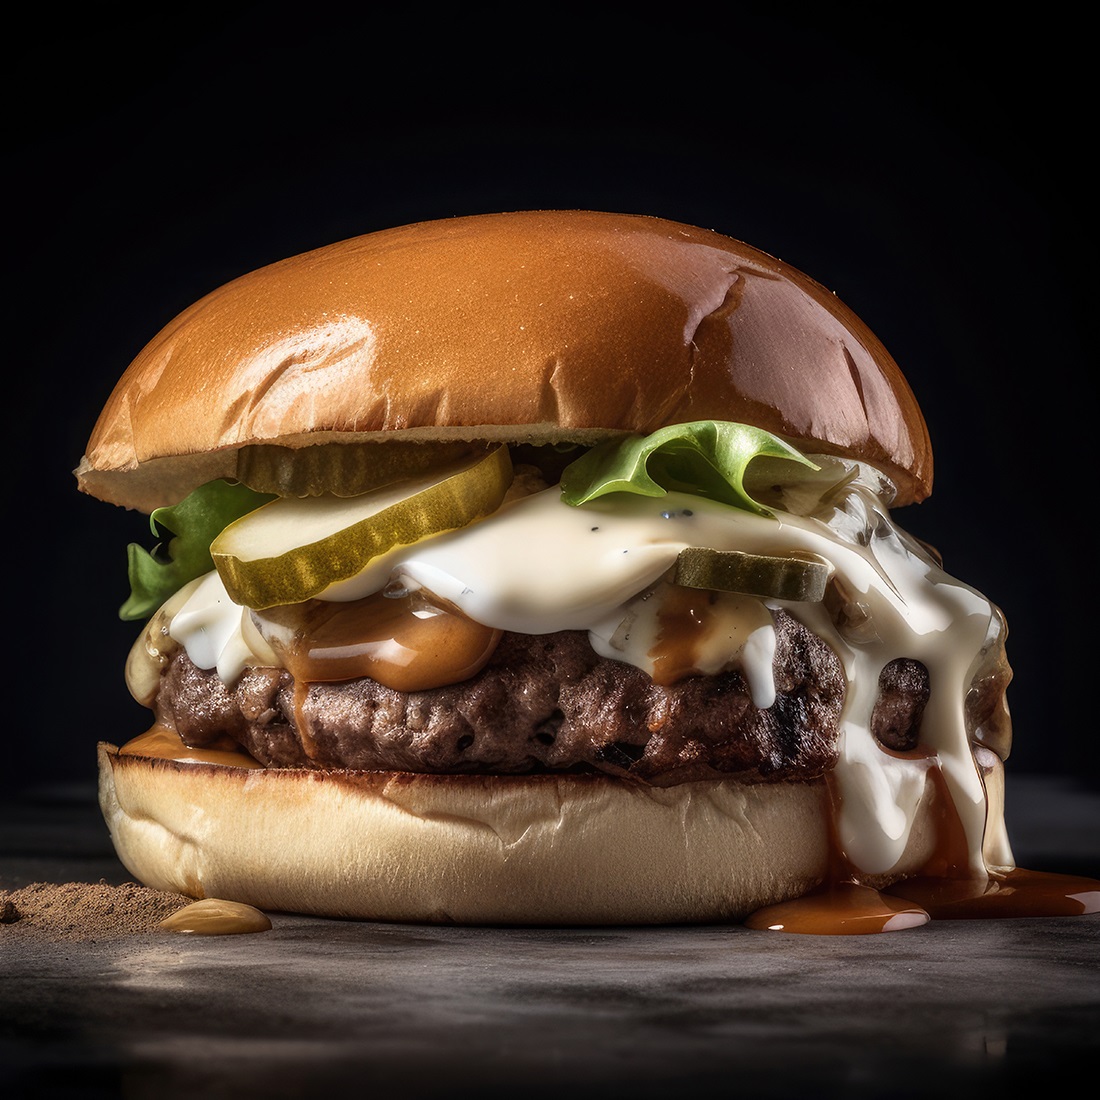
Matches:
[120,480,275,621]
[559,420,816,514]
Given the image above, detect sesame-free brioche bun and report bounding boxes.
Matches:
[76,210,931,514]
[97,742,942,924]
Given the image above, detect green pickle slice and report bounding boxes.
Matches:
[674,547,830,603]
[212,444,513,609]
[236,440,487,497]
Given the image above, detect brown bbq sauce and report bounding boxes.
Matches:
[252,587,502,692]
[744,759,1099,934]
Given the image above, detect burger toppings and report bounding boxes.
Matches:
[235,438,488,499]
[121,479,273,621]
[673,547,830,604]
[211,443,513,609]
[558,419,817,513]
[124,419,1011,882]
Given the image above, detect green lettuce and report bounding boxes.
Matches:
[559,420,816,514]
[120,480,274,621]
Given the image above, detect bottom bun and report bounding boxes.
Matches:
[98,741,939,925]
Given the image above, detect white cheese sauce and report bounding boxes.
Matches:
[165,464,1009,882]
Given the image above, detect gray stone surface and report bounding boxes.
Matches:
[3,779,1098,1099]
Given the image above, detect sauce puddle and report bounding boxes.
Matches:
[744,870,1099,934]
[744,882,929,934]
[745,761,1100,934]
[159,898,273,935]
[887,867,1100,920]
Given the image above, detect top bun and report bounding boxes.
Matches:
[76,211,932,512]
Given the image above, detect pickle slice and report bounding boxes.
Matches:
[236,440,486,497]
[674,547,830,602]
[212,445,512,609]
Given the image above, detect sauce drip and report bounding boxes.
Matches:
[159,898,272,935]
[743,762,1100,933]
[744,869,1100,934]
[628,581,777,706]
[886,868,1100,920]
[743,882,929,934]
[121,726,264,768]
[251,587,502,692]
[649,585,715,685]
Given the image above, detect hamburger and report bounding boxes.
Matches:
[77,210,1021,928]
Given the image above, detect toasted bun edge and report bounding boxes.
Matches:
[98,742,941,925]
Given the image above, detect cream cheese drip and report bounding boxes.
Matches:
[162,460,1009,882]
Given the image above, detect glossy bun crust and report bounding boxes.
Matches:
[77,211,932,512]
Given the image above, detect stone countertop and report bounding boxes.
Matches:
[2,777,1098,1100]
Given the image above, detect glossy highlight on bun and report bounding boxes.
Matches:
[76,211,932,513]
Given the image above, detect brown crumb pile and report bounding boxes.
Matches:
[0,881,192,940]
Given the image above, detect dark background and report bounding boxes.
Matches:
[11,7,1094,792]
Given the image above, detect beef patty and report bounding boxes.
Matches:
[155,610,935,786]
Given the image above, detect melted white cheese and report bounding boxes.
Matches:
[165,466,1010,882]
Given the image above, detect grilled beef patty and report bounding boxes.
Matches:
[156,610,936,786]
